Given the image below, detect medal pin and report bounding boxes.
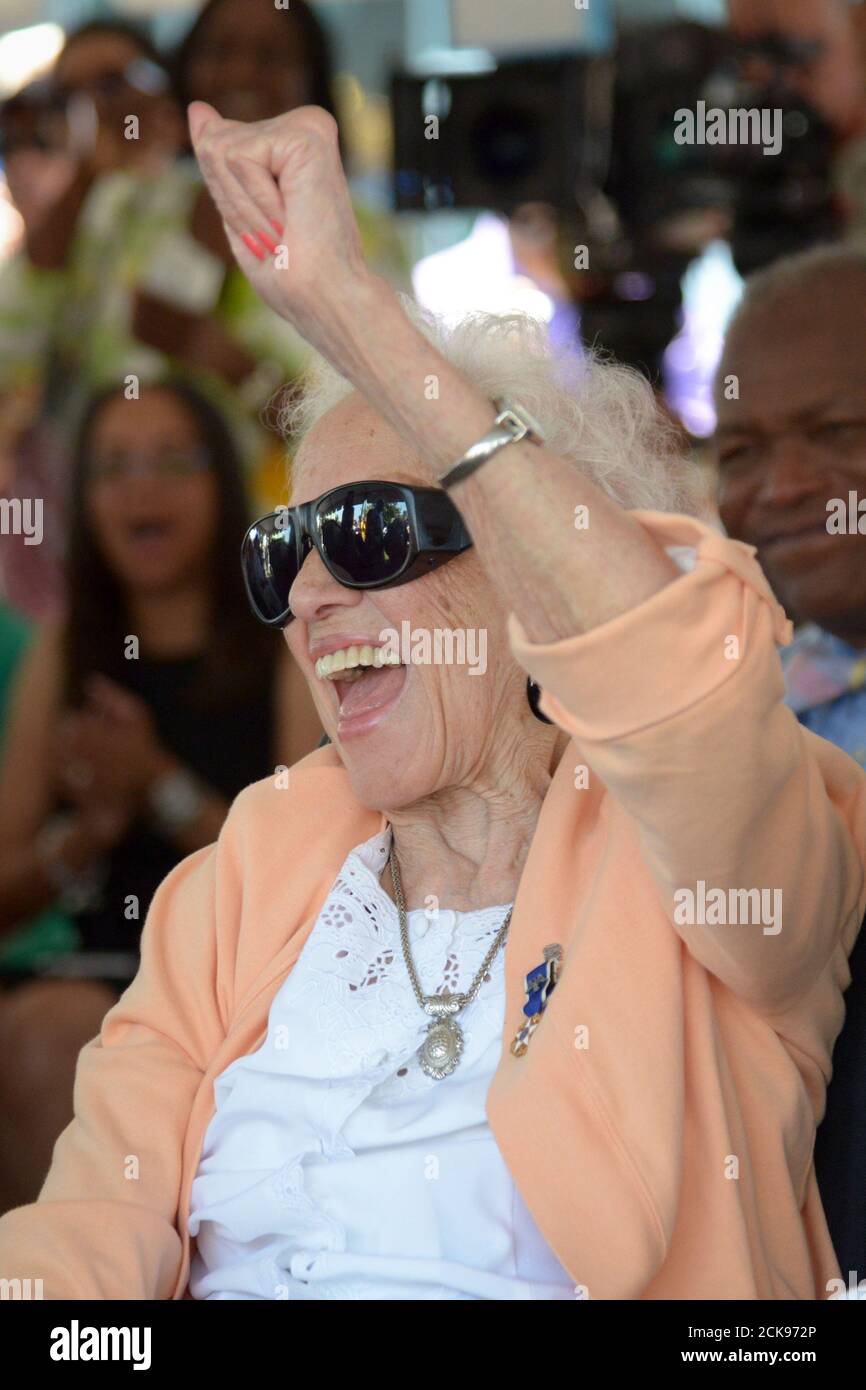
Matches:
[510,943,562,1057]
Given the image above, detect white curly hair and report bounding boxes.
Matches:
[278,296,703,515]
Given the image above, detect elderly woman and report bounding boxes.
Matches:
[1,101,865,1302]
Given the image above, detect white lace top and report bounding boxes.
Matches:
[187,825,576,1300]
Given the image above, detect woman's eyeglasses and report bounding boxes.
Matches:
[52,59,170,109]
[87,446,211,483]
[241,481,474,628]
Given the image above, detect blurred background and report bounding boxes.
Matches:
[0,0,865,1213]
[2,2,866,584]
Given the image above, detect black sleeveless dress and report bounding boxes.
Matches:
[59,652,275,988]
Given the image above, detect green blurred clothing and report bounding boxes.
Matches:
[0,603,78,971]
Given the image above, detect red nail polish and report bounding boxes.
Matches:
[257,229,278,253]
[270,218,284,236]
[242,232,266,261]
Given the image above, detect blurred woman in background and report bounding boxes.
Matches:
[0,378,321,1213]
[0,3,410,623]
[144,0,410,507]
[0,79,70,587]
[0,18,183,618]
[27,15,184,269]
[31,0,407,481]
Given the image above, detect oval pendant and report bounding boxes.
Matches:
[418,1017,464,1079]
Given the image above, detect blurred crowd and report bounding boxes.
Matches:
[0,0,401,1210]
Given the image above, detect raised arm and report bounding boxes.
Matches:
[186,101,866,1014]
[185,101,681,646]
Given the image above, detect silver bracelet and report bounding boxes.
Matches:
[147,768,207,837]
[436,397,546,492]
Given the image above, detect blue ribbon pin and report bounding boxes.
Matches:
[510,943,562,1057]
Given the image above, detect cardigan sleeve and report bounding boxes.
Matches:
[0,828,235,1299]
[508,510,866,1018]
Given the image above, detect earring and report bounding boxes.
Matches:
[526,677,553,724]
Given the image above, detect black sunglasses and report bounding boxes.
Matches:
[241,480,474,628]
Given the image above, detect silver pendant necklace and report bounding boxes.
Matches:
[388,840,513,1080]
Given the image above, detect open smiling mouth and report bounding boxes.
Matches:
[761,522,834,552]
[315,644,408,735]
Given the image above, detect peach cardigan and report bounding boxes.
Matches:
[2,510,865,1300]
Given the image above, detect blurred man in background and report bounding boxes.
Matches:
[715,244,866,1281]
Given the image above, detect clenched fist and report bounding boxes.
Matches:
[187,101,370,349]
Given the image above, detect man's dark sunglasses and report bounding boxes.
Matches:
[241,480,473,628]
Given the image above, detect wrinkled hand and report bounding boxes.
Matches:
[187,101,368,345]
